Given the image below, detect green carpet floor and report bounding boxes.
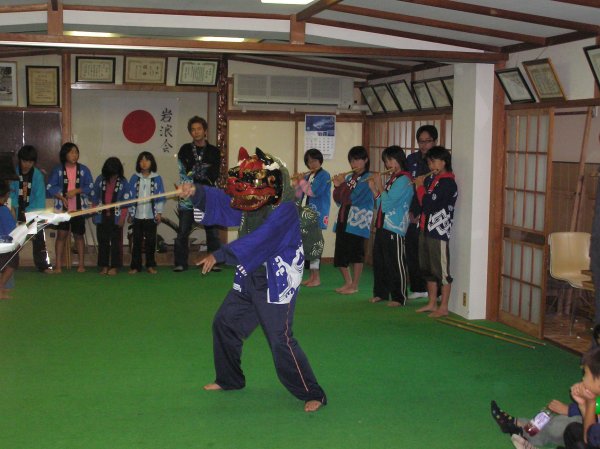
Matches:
[0,265,581,449]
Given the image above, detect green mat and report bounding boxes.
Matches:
[0,265,580,449]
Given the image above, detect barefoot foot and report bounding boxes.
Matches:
[304,400,323,412]
[338,287,358,295]
[77,266,86,273]
[416,305,436,313]
[387,300,403,307]
[429,309,448,318]
[304,281,321,287]
[335,285,351,293]
[203,383,223,391]
[369,296,384,303]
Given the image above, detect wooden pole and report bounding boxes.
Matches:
[442,316,545,345]
[437,318,536,349]
[69,189,181,218]
[570,107,593,231]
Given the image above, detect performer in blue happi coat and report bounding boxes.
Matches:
[179,147,327,412]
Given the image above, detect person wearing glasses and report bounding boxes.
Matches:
[405,125,438,301]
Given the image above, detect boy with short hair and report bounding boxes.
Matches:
[10,145,52,272]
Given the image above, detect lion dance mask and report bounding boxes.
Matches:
[226,147,284,211]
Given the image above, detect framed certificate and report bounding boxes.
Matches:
[412,80,435,110]
[373,84,400,113]
[176,59,219,86]
[522,58,565,101]
[124,57,166,84]
[389,80,419,112]
[425,78,452,108]
[584,45,600,90]
[26,66,59,107]
[495,67,536,104]
[0,61,17,107]
[441,77,454,101]
[360,86,384,114]
[75,57,116,83]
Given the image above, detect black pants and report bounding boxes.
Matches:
[32,228,51,271]
[211,270,327,404]
[96,221,123,268]
[373,228,408,304]
[174,207,221,269]
[564,422,600,449]
[405,222,427,293]
[130,219,157,270]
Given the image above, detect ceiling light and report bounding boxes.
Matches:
[65,31,119,38]
[261,0,314,4]
[197,36,246,43]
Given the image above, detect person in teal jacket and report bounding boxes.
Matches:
[367,145,414,307]
[10,145,52,272]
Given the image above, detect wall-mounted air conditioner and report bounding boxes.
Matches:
[233,74,354,108]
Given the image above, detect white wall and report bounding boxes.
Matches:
[1,54,62,108]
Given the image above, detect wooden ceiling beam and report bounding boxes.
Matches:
[549,0,600,7]
[0,32,507,63]
[502,30,596,53]
[296,0,343,22]
[272,55,391,74]
[47,0,63,35]
[330,4,546,45]
[397,0,600,34]
[0,3,46,13]
[327,57,415,71]
[229,55,367,79]
[367,61,447,80]
[310,17,502,52]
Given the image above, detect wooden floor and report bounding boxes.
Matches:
[544,313,593,354]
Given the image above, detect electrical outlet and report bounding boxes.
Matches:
[462,292,467,307]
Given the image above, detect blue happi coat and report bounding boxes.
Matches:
[191,185,304,305]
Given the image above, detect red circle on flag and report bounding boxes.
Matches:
[122,110,156,144]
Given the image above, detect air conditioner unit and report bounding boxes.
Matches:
[234,74,353,108]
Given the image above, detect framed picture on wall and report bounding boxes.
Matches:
[124,56,166,84]
[425,78,452,108]
[176,59,219,86]
[388,80,419,112]
[522,58,565,101]
[26,66,59,107]
[441,76,454,101]
[372,84,400,113]
[0,61,17,107]
[412,80,435,110]
[584,45,600,90]
[75,57,116,83]
[360,86,384,114]
[495,67,536,104]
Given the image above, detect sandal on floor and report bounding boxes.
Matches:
[491,400,522,435]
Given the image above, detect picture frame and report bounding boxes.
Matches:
[26,66,59,107]
[412,80,435,110]
[176,58,219,86]
[75,56,116,83]
[388,80,419,112]
[584,45,600,90]
[425,78,452,108]
[441,77,454,101]
[495,67,536,104]
[124,56,166,84]
[0,61,17,107]
[522,58,565,101]
[360,86,384,114]
[372,83,400,113]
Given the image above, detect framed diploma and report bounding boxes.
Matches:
[124,57,166,84]
[360,86,384,114]
[412,80,435,110]
[26,66,59,107]
[425,78,452,108]
[584,45,600,90]
[0,61,17,107]
[373,84,400,113]
[388,80,419,112]
[522,58,565,101]
[441,77,454,101]
[495,67,536,104]
[75,57,116,83]
[176,59,219,86]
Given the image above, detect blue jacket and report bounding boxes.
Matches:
[46,163,94,212]
[191,185,304,305]
[375,173,413,236]
[91,176,131,225]
[10,166,46,218]
[333,171,374,239]
[128,172,165,220]
[302,168,331,229]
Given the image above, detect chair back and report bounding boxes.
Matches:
[548,232,591,287]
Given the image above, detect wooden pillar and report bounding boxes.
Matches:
[61,52,71,143]
[47,0,63,35]
[290,14,306,45]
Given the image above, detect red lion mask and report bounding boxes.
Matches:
[225,147,283,211]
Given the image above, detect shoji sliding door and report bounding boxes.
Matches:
[500,109,553,337]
